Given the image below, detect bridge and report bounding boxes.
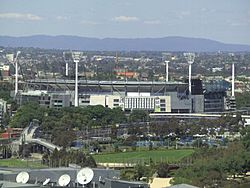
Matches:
[26,138,61,151]
[17,123,61,151]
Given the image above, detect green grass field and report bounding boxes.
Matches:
[93,149,194,164]
[0,159,45,168]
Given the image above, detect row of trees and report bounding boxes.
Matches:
[8,102,149,147]
[9,102,127,129]
[42,149,96,168]
[127,114,244,138]
[9,102,150,129]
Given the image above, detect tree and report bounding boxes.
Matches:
[148,141,153,150]
[156,162,170,178]
[133,165,152,181]
[9,102,46,128]
[51,127,76,148]
[0,82,13,102]
[242,127,250,151]
[129,110,149,122]
[48,149,96,168]
[236,92,250,109]
[172,137,250,187]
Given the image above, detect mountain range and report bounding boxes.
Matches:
[0,35,250,52]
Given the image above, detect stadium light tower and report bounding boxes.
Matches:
[72,52,83,107]
[162,53,174,82]
[63,52,72,77]
[184,53,195,95]
[6,51,21,97]
[229,53,235,97]
[165,56,176,82]
[15,51,21,97]
[165,60,169,82]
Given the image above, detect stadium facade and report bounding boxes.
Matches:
[16,78,233,113]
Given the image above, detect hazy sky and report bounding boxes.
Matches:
[0,0,250,44]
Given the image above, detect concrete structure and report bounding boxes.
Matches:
[0,167,148,188]
[0,65,10,81]
[203,80,228,112]
[17,78,234,113]
[11,121,61,153]
[16,91,71,108]
[21,79,198,112]
[150,178,172,188]
[169,184,199,188]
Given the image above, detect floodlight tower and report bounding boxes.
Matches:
[13,51,21,97]
[63,52,69,76]
[165,60,169,82]
[162,53,172,82]
[165,56,176,82]
[72,52,83,107]
[229,53,235,97]
[184,53,195,95]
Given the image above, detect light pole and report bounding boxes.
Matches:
[6,51,21,97]
[72,52,83,107]
[15,51,21,97]
[162,53,175,83]
[63,52,71,77]
[229,53,235,98]
[184,53,195,95]
[165,60,169,82]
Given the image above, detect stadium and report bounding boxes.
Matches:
[16,78,231,113]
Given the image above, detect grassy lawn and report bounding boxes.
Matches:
[93,149,194,164]
[0,158,45,168]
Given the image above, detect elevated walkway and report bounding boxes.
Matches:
[28,138,61,151]
[17,122,61,151]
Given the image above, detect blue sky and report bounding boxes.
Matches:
[0,0,250,44]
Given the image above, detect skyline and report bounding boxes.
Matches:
[0,0,250,45]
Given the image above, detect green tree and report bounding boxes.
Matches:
[236,92,250,109]
[9,102,46,128]
[129,110,149,122]
[51,127,76,148]
[134,165,152,181]
[156,162,170,178]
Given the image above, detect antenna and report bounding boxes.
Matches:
[184,53,195,95]
[77,167,94,185]
[16,171,29,184]
[72,51,83,107]
[43,178,50,186]
[58,174,71,186]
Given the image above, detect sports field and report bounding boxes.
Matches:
[93,149,194,164]
[0,159,45,168]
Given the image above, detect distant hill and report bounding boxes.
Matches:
[0,35,250,52]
